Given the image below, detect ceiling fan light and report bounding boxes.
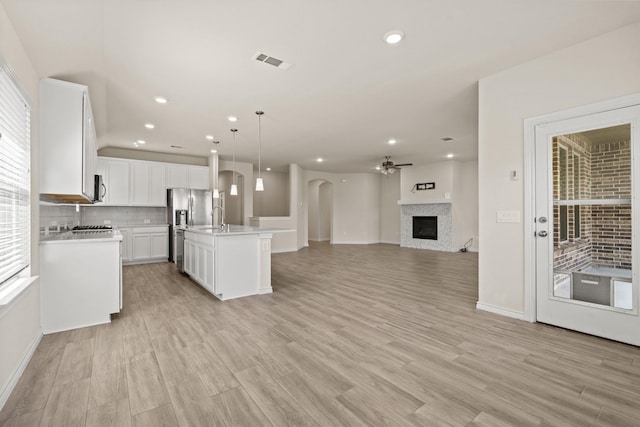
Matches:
[388,167,396,174]
[256,178,264,192]
[230,184,238,196]
[213,189,220,199]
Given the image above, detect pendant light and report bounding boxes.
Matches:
[230,129,238,196]
[255,111,264,191]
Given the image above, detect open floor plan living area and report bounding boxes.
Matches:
[2,1,640,426]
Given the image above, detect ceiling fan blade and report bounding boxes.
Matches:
[394,163,413,167]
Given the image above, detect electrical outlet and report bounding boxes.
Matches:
[104,220,111,225]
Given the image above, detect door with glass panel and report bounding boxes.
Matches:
[535,106,640,346]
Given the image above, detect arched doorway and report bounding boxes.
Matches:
[218,170,244,225]
[308,179,333,243]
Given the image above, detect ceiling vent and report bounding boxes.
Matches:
[254,53,292,70]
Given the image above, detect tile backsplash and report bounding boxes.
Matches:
[40,204,167,229]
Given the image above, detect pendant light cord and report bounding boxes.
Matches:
[256,111,264,179]
[231,128,237,187]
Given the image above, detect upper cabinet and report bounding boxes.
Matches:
[188,166,209,190]
[39,78,97,204]
[132,162,167,206]
[98,157,207,206]
[167,164,189,188]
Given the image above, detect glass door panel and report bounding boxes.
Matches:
[552,124,633,310]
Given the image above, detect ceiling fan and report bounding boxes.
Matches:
[376,156,413,174]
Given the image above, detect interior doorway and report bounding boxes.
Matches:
[219,170,244,225]
[308,180,333,243]
[530,103,640,346]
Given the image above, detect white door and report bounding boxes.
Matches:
[535,105,640,346]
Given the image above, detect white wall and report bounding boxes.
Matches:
[379,172,401,244]
[253,171,289,217]
[318,182,332,241]
[0,3,42,411]
[400,161,454,201]
[304,170,380,245]
[458,160,479,252]
[307,180,321,241]
[478,22,640,314]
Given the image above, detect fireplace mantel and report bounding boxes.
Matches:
[397,199,452,205]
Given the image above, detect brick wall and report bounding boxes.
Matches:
[552,134,631,271]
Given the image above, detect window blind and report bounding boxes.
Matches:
[0,67,30,286]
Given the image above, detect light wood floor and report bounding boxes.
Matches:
[2,242,640,426]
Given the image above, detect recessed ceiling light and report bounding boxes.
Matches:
[317,158,323,163]
[154,96,168,104]
[210,149,217,153]
[384,30,404,44]
[145,123,155,129]
[205,135,214,141]
[446,153,454,158]
[137,140,146,145]
[266,167,271,171]
[388,138,397,145]
[228,116,238,122]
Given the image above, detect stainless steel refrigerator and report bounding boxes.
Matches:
[167,188,213,263]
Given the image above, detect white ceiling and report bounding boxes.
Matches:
[3,0,640,173]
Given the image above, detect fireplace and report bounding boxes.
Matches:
[413,216,437,240]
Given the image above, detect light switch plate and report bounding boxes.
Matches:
[496,210,520,223]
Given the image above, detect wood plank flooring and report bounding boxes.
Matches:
[2,242,640,426]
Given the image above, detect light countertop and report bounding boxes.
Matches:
[40,229,123,244]
[183,225,290,236]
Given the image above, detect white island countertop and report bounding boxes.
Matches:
[183,225,290,236]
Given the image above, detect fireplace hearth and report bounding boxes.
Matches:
[413,216,437,240]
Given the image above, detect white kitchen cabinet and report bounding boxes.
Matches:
[184,238,195,277]
[131,226,168,262]
[132,162,167,206]
[39,78,97,203]
[188,166,209,190]
[131,162,151,205]
[102,158,131,205]
[167,164,189,188]
[119,227,132,261]
[149,164,167,205]
[97,157,208,205]
[184,231,214,292]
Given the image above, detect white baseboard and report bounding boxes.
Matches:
[468,247,479,253]
[258,287,273,295]
[476,302,525,320]
[0,330,42,412]
[379,240,400,245]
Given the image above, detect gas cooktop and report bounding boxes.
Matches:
[72,225,113,232]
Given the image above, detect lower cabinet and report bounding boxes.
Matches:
[121,226,168,264]
[184,231,214,293]
[120,228,131,261]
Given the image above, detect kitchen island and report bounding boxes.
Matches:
[183,226,273,300]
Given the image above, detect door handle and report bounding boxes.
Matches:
[538,230,548,237]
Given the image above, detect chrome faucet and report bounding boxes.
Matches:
[212,205,226,231]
